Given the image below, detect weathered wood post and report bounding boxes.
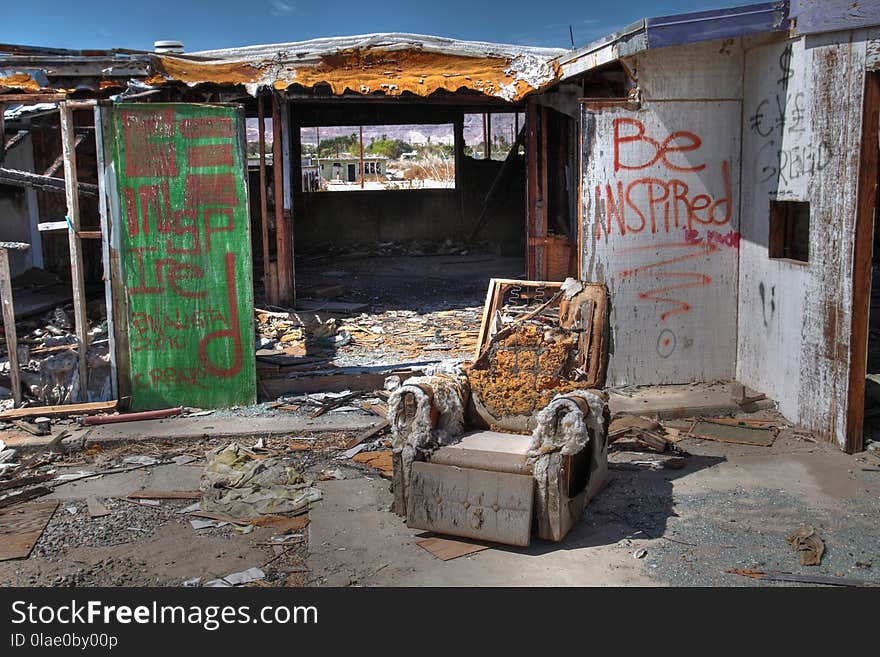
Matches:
[0,241,30,406]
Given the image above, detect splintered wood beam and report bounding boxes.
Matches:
[0,246,25,405]
[59,102,89,399]
[0,166,97,196]
[42,132,86,177]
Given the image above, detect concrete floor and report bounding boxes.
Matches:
[1,429,877,586]
[305,432,880,586]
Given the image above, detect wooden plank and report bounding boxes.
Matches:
[0,474,55,493]
[0,249,21,405]
[0,166,98,196]
[0,93,66,102]
[0,501,58,561]
[689,420,776,447]
[351,451,393,477]
[0,399,117,421]
[60,102,89,399]
[415,536,490,561]
[273,94,293,305]
[406,461,534,547]
[343,420,390,450]
[845,71,880,455]
[93,105,119,400]
[257,96,274,302]
[0,486,51,510]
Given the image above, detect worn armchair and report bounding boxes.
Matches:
[387,280,610,547]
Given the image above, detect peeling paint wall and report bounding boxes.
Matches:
[738,29,879,447]
[581,40,743,385]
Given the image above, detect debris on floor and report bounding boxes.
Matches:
[608,415,673,453]
[416,536,490,561]
[726,568,877,587]
[0,500,58,561]
[205,566,266,587]
[0,301,113,407]
[200,442,323,519]
[687,418,778,446]
[351,451,393,478]
[787,524,825,566]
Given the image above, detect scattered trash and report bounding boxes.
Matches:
[172,455,198,466]
[608,416,672,453]
[122,455,159,467]
[205,566,265,587]
[190,518,227,530]
[182,577,201,587]
[176,502,201,514]
[786,524,825,566]
[200,443,322,519]
[633,549,648,559]
[64,505,78,515]
[319,468,346,480]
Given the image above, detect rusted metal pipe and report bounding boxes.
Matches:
[82,407,183,425]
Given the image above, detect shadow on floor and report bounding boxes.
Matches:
[500,454,727,556]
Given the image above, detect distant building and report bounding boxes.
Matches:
[317,155,387,182]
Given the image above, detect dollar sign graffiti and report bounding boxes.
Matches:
[778,45,793,87]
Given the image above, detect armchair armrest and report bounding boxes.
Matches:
[528,389,609,541]
[528,389,608,458]
[387,371,469,515]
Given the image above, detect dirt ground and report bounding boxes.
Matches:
[1,418,877,588]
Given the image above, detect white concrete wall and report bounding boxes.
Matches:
[737,29,879,447]
[581,40,743,385]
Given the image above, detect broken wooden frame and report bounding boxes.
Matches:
[475,278,609,389]
[0,241,29,405]
[0,98,120,409]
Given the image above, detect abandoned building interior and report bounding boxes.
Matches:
[0,0,879,585]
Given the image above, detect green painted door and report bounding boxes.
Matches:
[110,103,256,410]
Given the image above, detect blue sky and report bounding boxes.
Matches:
[4,0,743,52]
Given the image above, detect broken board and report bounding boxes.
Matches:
[0,500,58,561]
[689,420,777,446]
[406,461,534,547]
[416,536,490,561]
[110,103,256,411]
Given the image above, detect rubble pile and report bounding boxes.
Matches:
[254,306,482,368]
[1,302,112,408]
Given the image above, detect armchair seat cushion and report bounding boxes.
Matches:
[429,430,532,476]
